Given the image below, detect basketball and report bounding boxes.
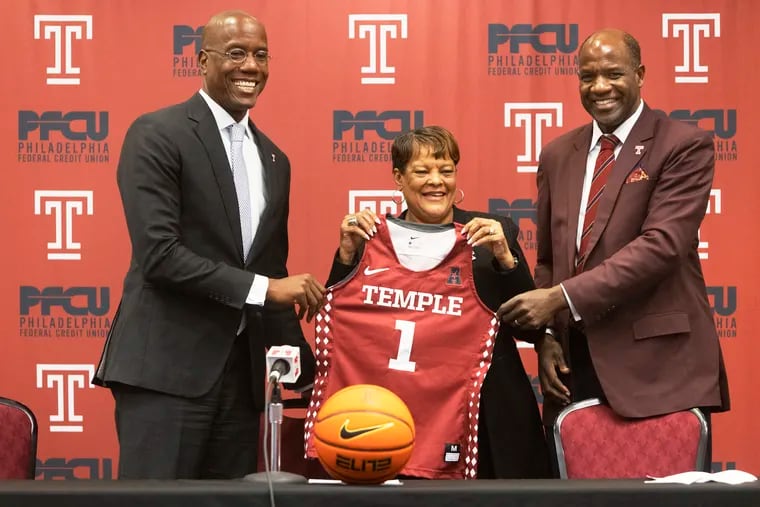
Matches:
[312,384,415,484]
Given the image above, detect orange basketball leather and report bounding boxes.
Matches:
[313,384,415,484]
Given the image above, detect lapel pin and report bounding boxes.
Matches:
[271,153,276,163]
[634,145,644,155]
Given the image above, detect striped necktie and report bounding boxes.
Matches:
[229,123,252,260]
[576,134,619,273]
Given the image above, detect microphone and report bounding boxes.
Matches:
[266,345,301,384]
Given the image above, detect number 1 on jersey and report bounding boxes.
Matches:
[388,319,417,372]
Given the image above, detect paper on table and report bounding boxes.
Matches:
[307,478,403,486]
[645,470,758,485]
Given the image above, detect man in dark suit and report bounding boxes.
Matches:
[93,10,325,479]
[497,29,729,469]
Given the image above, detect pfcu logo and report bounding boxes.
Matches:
[349,190,406,216]
[172,24,203,78]
[19,286,112,339]
[698,189,721,261]
[489,198,537,252]
[36,457,113,480]
[660,109,737,162]
[36,364,95,432]
[504,102,563,173]
[333,110,424,164]
[18,110,110,164]
[706,286,737,338]
[348,14,408,84]
[34,190,94,261]
[662,13,720,84]
[33,15,93,85]
[487,24,579,77]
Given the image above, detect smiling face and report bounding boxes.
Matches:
[199,12,269,121]
[578,30,645,133]
[393,145,457,225]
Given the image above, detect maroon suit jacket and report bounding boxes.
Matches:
[535,104,729,422]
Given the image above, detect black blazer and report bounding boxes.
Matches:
[93,93,314,410]
[325,207,550,478]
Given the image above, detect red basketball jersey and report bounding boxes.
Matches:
[305,216,498,479]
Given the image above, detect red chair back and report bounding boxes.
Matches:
[554,398,707,479]
[0,397,38,479]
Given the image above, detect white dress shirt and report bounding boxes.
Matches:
[199,89,269,306]
[561,100,645,321]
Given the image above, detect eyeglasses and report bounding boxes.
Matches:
[202,48,271,66]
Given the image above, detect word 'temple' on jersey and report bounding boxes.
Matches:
[361,284,463,316]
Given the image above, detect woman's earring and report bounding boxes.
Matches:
[454,188,465,204]
[392,189,405,205]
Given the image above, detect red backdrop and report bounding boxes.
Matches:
[2,0,754,479]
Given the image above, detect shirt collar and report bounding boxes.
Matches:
[198,89,250,135]
[589,99,644,152]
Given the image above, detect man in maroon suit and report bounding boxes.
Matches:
[497,29,729,470]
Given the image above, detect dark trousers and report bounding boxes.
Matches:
[567,326,606,402]
[112,333,259,479]
[547,326,713,474]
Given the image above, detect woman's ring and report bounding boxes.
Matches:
[488,226,495,235]
[513,319,520,327]
[347,216,358,226]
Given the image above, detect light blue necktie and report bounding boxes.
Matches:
[229,123,252,260]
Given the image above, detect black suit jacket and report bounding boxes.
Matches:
[93,93,315,410]
[325,207,550,478]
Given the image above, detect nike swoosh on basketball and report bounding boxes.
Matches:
[363,266,390,276]
[339,420,394,439]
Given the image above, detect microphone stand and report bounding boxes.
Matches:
[243,380,307,483]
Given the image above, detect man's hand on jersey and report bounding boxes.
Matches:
[461,218,515,269]
[536,333,571,405]
[497,287,566,329]
[266,274,326,322]
[338,209,381,265]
